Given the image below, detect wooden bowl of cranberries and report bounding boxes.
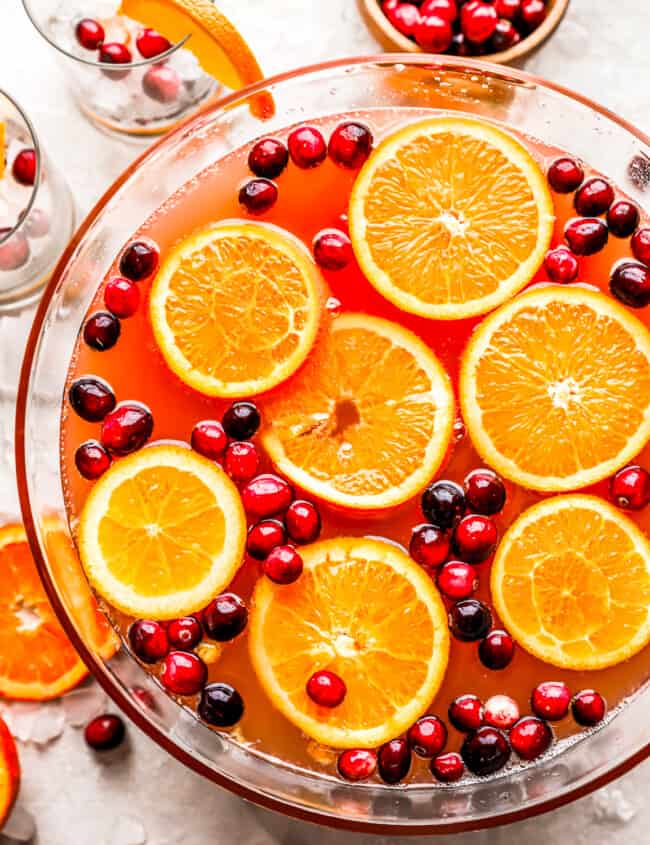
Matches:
[360,0,570,63]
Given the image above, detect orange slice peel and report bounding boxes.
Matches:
[0,717,19,828]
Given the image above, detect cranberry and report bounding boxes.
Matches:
[461,1,498,43]
[75,18,105,50]
[414,14,454,51]
[547,157,584,194]
[431,751,464,782]
[263,545,303,584]
[420,0,458,21]
[510,716,552,760]
[101,402,153,455]
[494,0,521,18]
[119,240,159,282]
[410,524,451,570]
[478,629,515,670]
[610,261,650,308]
[191,420,228,460]
[461,726,511,775]
[199,682,244,727]
[285,500,321,544]
[606,200,640,238]
[421,480,465,529]
[202,593,248,641]
[129,619,169,664]
[572,689,606,726]
[437,559,477,600]
[248,138,289,179]
[532,681,570,721]
[143,66,181,103]
[453,514,497,563]
[242,474,293,518]
[99,43,133,79]
[167,617,203,651]
[328,122,373,169]
[610,465,650,510]
[574,178,615,217]
[378,738,411,784]
[0,229,29,270]
[407,715,447,758]
[337,749,377,781]
[450,31,472,55]
[484,695,519,730]
[313,229,353,271]
[490,18,520,51]
[12,149,36,186]
[449,694,484,732]
[632,227,650,267]
[287,126,327,169]
[463,469,505,516]
[306,670,347,707]
[75,440,112,480]
[247,519,286,560]
[69,376,116,422]
[223,441,258,483]
[84,714,125,751]
[104,276,140,318]
[388,3,421,36]
[136,28,172,58]
[221,400,260,440]
[564,218,608,256]
[520,0,546,30]
[239,178,278,214]
[544,246,579,283]
[161,651,207,696]
[449,599,492,642]
[83,311,121,351]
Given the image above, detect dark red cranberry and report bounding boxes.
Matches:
[248,138,289,179]
[510,716,552,760]
[313,229,353,271]
[328,122,373,169]
[287,126,327,169]
[99,43,133,79]
[0,229,29,270]
[463,469,505,516]
[410,524,451,570]
[23,207,50,238]
[453,514,497,563]
[574,178,615,217]
[129,619,169,664]
[494,0,521,18]
[119,240,159,282]
[337,749,377,781]
[84,714,125,751]
[167,617,203,651]
[12,149,36,186]
[520,0,546,30]
[606,200,640,238]
[610,261,650,308]
[132,686,156,711]
[572,689,606,726]
[239,179,278,214]
[478,629,515,670]
[532,681,570,721]
[461,1,498,43]
[142,66,181,103]
[490,18,520,51]
[199,682,244,726]
[285,500,321,544]
[564,218,608,256]
[75,440,112,480]
[306,670,347,707]
[378,738,411,784]
[161,651,207,696]
[632,227,650,267]
[104,276,140,318]
[241,474,293,518]
[387,2,421,36]
[449,694,484,732]
[420,0,458,21]
[75,18,105,50]
[101,402,153,455]
[461,726,511,775]
[547,157,584,194]
[83,311,120,351]
[450,31,472,55]
[449,599,492,642]
[222,401,261,440]
[224,441,259,484]
[544,246,579,283]
[610,465,650,510]
[191,420,228,460]
[484,695,519,729]
[421,480,465,529]
[407,715,447,758]
[136,27,172,58]
[247,519,286,560]
[202,593,248,641]
[69,376,116,422]
[263,545,303,584]
[415,14,454,51]
[431,751,464,782]
[437,560,477,600]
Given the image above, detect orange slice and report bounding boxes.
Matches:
[78,444,246,619]
[0,717,19,828]
[349,117,554,320]
[460,285,650,492]
[249,537,449,748]
[150,221,323,398]
[261,313,455,510]
[491,495,650,670]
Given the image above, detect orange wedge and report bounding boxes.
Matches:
[349,117,554,320]
[0,717,19,828]
[491,495,650,670]
[261,313,455,511]
[249,537,449,748]
[150,222,323,398]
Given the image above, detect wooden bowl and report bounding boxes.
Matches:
[359,0,570,65]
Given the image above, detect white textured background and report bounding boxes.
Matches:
[1,1,650,843]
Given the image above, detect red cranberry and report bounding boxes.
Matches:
[572,689,606,726]
[239,178,278,214]
[449,694,484,732]
[132,686,156,711]
[632,227,650,267]
[287,126,327,169]
[161,651,207,696]
[494,0,521,19]
[263,545,303,584]
[136,28,172,58]
[461,726,511,775]
[23,207,50,238]
[607,200,640,238]
[328,121,373,169]
[99,43,133,79]
[75,18,105,50]
[420,0,458,21]
[142,66,181,103]
[453,514,497,563]
[544,246,579,283]
[129,619,169,664]
[510,716,553,760]
[415,14,454,51]
[378,738,411,784]
[484,695,519,730]
[12,149,36,186]
[84,714,125,751]
[0,229,29,270]
[199,682,244,727]
[337,749,377,781]
[407,715,447,758]
[574,178,615,217]
[564,218,608,256]
[222,400,261,440]
[69,376,116,422]
[202,593,248,641]
[104,276,140,318]
[101,402,153,455]
[83,311,121,351]
[478,629,515,670]
[463,469,505,516]
[313,229,353,271]
[410,524,451,570]
[532,681,570,721]
[431,751,464,782]
[387,3,421,36]
[191,420,228,460]
[120,240,159,282]
[610,261,650,308]
[449,599,492,641]
[461,1,498,43]
[247,519,286,560]
[224,441,259,484]
[520,0,546,30]
[167,617,203,651]
[285,500,321,544]
[437,560,477,600]
[242,474,293,518]
[421,480,465,529]
[490,18,520,51]
[610,465,650,510]
[75,440,112,480]
[547,157,584,194]
[306,670,347,707]
[248,138,289,179]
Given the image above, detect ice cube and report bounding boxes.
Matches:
[1,804,36,842]
[591,786,637,825]
[167,49,205,84]
[104,816,146,845]
[0,702,41,743]
[62,684,106,728]
[28,701,64,746]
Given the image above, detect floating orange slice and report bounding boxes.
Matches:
[249,537,449,748]
[349,117,554,320]
[150,222,323,398]
[461,285,650,492]
[0,717,19,828]
[261,313,455,510]
[491,495,650,670]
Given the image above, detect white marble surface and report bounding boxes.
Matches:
[1,0,650,843]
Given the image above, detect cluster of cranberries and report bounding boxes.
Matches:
[0,148,48,273]
[380,0,548,57]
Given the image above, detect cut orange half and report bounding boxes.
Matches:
[150,221,323,398]
[78,444,246,619]
[0,717,19,828]
[491,495,650,670]
[349,116,554,320]
[261,313,455,510]
[249,537,449,748]
[461,285,650,492]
